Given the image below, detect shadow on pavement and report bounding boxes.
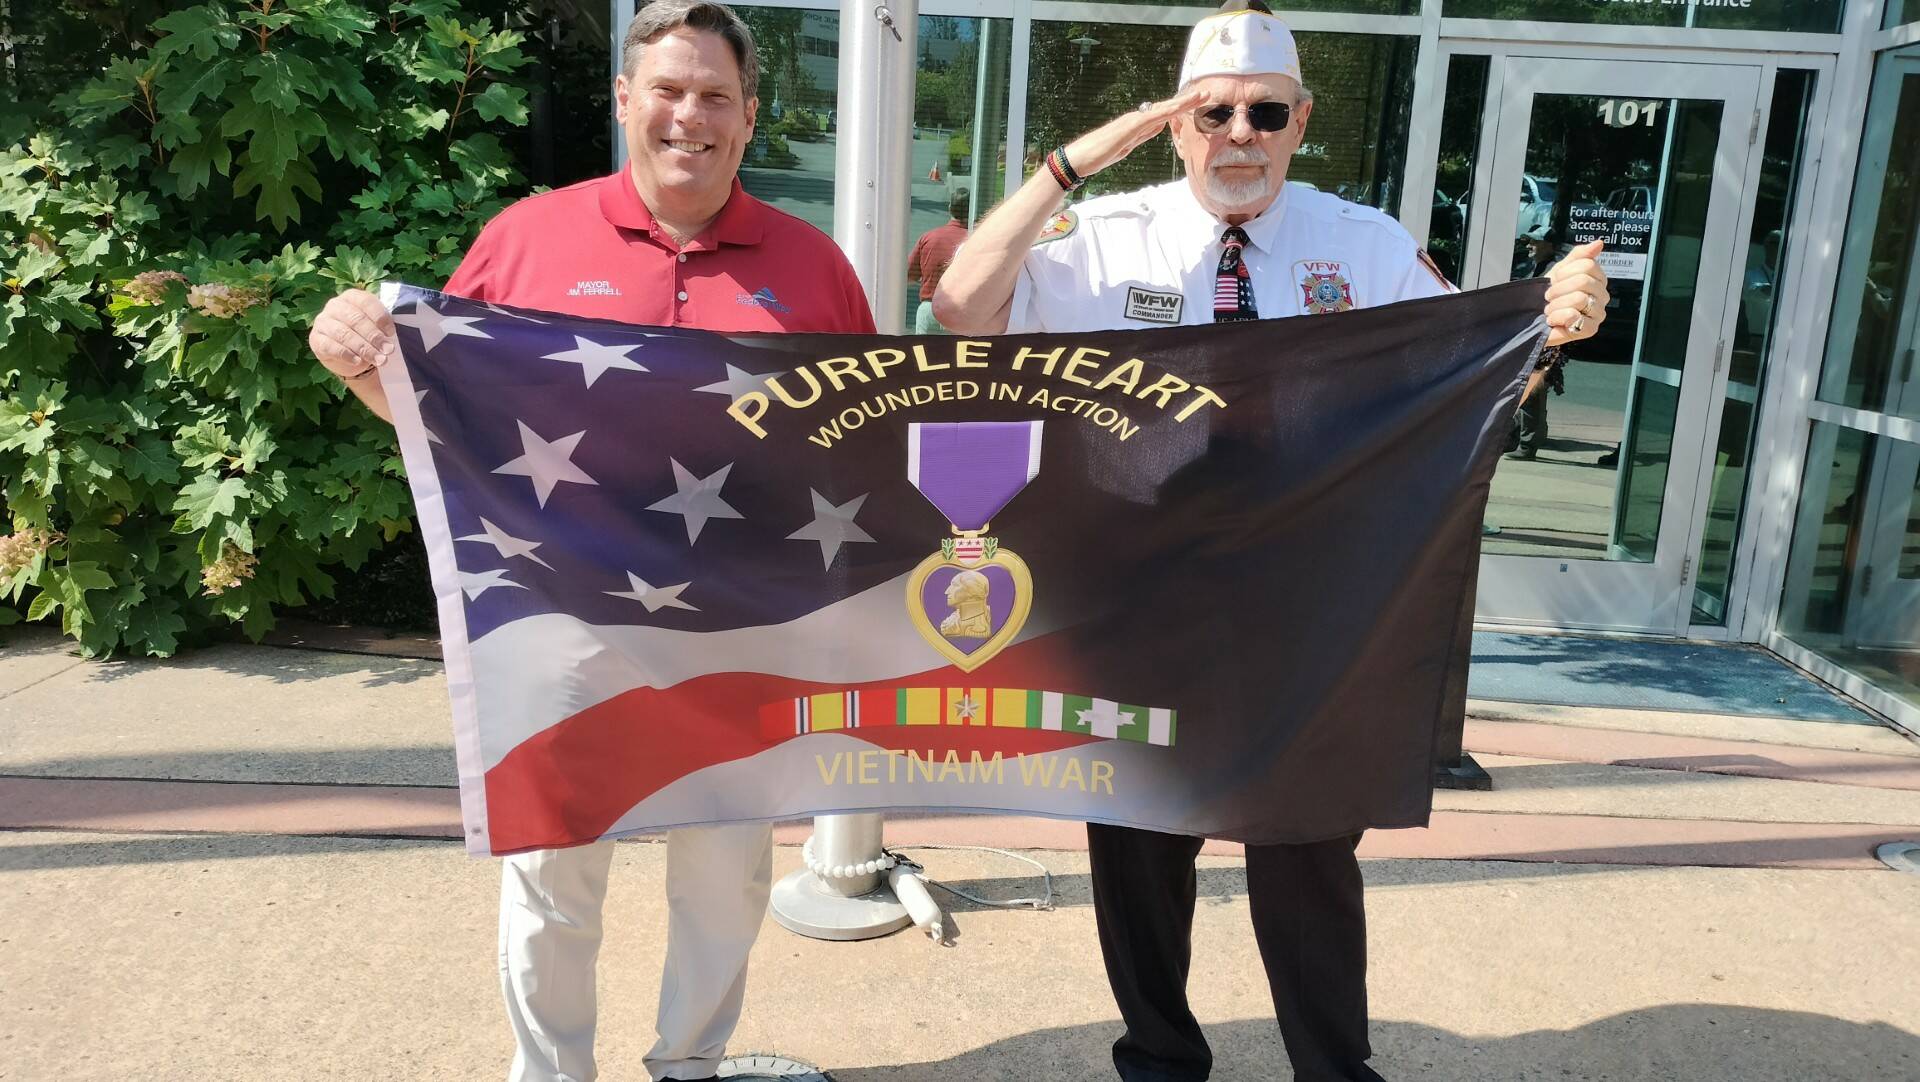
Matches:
[830,1008,1920,1081]
[1,744,457,786]
[0,831,458,872]
[924,859,1641,917]
[1468,632,1871,722]
[66,641,440,689]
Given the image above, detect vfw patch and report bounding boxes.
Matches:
[1296,260,1355,314]
[1124,285,1183,324]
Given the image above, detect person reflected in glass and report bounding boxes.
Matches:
[1507,225,1571,461]
[909,188,971,333]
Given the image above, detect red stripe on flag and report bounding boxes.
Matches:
[481,634,1089,854]
[859,687,898,728]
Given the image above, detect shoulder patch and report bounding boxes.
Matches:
[1032,210,1078,246]
[1416,248,1456,291]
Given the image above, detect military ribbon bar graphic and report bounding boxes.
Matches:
[379,280,1546,855]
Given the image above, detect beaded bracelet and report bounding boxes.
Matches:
[1045,147,1086,193]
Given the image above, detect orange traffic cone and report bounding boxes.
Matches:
[928,164,942,182]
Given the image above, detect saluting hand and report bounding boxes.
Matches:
[309,288,397,382]
[1061,88,1211,181]
[1544,239,1610,347]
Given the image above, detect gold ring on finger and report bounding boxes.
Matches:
[1583,294,1597,315]
[1571,316,1587,336]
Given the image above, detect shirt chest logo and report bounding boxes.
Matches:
[567,280,621,298]
[1124,285,1184,324]
[737,286,792,314]
[1295,261,1355,314]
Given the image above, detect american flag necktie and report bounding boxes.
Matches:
[1213,225,1257,322]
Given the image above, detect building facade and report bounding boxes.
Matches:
[615,0,1920,736]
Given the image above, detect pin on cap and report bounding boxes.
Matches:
[1177,9,1302,89]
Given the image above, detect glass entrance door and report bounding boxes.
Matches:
[1457,58,1761,634]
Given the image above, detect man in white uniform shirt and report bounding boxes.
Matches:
[937,3,1609,1079]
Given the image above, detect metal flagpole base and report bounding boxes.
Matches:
[718,1052,834,1079]
[770,812,914,941]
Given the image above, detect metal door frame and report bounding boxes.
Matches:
[1442,54,1763,634]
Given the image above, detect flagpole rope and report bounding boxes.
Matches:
[884,845,1056,911]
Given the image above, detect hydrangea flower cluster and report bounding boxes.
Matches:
[122,270,189,305]
[200,542,259,596]
[187,282,267,319]
[0,527,63,577]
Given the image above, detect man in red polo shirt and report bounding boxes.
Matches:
[308,3,874,1080]
[906,188,970,333]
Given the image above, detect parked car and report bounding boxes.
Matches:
[1516,173,1557,240]
[1605,184,1653,214]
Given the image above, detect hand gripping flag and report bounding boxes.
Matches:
[377,281,1546,855]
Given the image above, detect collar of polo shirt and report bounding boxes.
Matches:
[597,174,766,250]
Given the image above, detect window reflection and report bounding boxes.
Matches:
[907,16,1011,332]
[1780,423,1920,710]
[1023,24,1417,213]
[1442,0,1841,34]
[1692,69,1817,625]
[1482,93,1722,566]
[1818,50,1920,422]
[1427,54,1490,285]
[736,7,841,236]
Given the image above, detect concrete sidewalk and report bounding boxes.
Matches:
[3,626,1919,1080]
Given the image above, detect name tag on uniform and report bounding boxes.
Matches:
[1124,286,1184,324]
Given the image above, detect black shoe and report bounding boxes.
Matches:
[1503,447,1536,461]
[1597,447,1619,467]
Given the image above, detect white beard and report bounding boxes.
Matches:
[1204,167,1273,210]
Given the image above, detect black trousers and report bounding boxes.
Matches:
[1512,386,1549,455]
[1086,823,1384,1082]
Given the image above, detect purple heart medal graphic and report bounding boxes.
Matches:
[904,421,1042,673]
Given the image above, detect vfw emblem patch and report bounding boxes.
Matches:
[904,421,1040,672]
[1297,260,1356,314]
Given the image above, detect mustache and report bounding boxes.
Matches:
[1210,148,1271,169]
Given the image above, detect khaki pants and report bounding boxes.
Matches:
[498,822,775,1081]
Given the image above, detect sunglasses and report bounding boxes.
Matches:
[1193,101,1293,134]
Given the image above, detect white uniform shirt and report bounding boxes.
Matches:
[1006,179,1453,334]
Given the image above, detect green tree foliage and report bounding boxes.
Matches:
[0,1,534,655]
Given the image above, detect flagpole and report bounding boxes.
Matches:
[770,0,928,942]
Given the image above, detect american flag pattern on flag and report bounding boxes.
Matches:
[377,280,1546,855]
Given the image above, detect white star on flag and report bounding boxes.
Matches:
[392,303,492,352]
[604,572,698,612]
[647,459,744,544]
[458,568,527,600]
[1076,700,1137,739]
[456,517,553,569]
[694,364,773,403]
[541,335,648,387]
[786,489,876,568]
[954,694,982,722]
[414,389,444,445]
[493,421,598,507]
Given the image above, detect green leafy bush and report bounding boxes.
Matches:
[0,1,535,655]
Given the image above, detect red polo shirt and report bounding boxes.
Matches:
[908,219,968,300]
[444,172,876,334]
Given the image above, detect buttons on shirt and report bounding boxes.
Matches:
[677,253,687,263]
[676,290,688,301]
